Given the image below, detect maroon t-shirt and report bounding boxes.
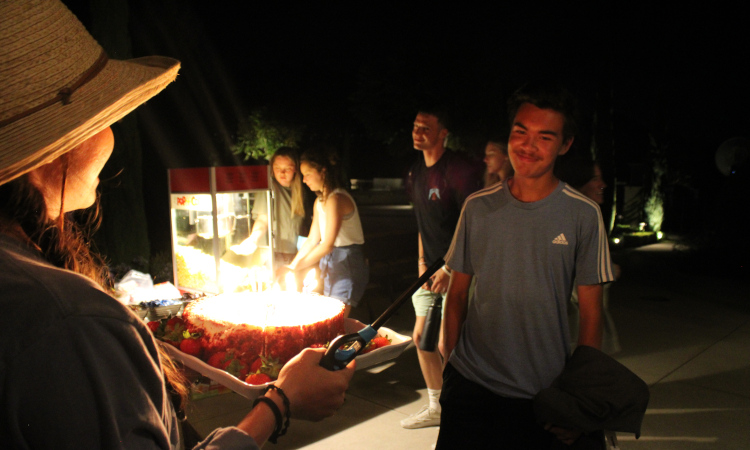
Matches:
[406,151,483,265]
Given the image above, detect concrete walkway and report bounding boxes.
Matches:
[187,232,750,449]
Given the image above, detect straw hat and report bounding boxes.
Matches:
[0,0,180,185]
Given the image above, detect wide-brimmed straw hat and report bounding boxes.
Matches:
[0,0,180,185]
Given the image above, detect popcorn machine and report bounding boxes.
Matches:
[168,166,274,294]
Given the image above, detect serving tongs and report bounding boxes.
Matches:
[320,258,445,370]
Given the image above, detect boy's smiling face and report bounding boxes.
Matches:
[508,103,573,182]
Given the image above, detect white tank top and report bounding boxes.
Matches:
[317,188,365,247]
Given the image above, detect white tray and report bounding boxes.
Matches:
[162,319,411,400]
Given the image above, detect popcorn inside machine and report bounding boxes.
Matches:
[168,166,274,294]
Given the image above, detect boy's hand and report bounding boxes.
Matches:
[430,269,450,294]
[544,424,582,445]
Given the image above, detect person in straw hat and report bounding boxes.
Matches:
[0,1,354,448]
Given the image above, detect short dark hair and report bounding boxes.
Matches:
[507,80,578,142]
[417,106,450,131]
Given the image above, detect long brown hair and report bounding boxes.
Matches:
[484,140,514,188]
[0,175,109,285]
[300,145,345,202]
[0,173,190,409]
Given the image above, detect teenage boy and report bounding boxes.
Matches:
[437,82,614,448]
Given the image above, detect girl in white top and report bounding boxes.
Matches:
[283,146,368,318]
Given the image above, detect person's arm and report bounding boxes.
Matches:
[439,270,472,365]
[417,233,430,289]
[613,262,622,280]
[232,214,267,255]
[289,193,350,272]
[416,233,450,293]
[248,214,269,245]
[544,284,602,445]
[576,283,603,349]
[544,425,583,446]
[289,211,320,269]
[236,348,355,446]
[429,264,451,294]
[277,204,321,281]
[233,193,271,255]
[234,399,277,446]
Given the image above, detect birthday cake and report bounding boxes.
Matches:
[182,291,345,365]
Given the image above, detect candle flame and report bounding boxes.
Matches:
[187,291,345,328]
[284,272,296,292]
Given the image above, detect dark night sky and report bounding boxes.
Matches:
[64,1,750,252]
[125,2,750,175]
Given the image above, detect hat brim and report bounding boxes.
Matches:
[0,55,180,185]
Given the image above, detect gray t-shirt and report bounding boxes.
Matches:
[445,180,614,399]
[253,181,302,254]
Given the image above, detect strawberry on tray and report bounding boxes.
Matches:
[156,318,412,400]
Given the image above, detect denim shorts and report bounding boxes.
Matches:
[319,244,369,307]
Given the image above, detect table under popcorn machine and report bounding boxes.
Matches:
[168,166,275,294]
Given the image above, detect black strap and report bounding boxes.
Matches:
[263,384,291,438]
[252,396,284,444]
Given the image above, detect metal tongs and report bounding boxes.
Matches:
[320,258,445,371]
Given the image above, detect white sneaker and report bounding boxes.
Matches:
[401,405,440,429]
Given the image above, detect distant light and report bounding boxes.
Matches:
[613,237,621,244]
[656,231,664,240]
[639,222,647,231]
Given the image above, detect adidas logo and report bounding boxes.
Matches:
[552,234,569,245]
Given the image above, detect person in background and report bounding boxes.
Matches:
[483,135,514,187]
[232,147,311,289]
[281,146,369,318]
[403,107,483,429]
[556,157,622,354]
[0,1,353,448]
[459,136,515,319]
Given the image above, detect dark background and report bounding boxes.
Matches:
[63,0,749,272]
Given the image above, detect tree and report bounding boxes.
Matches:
[644,134,666,232]
[232,108,303,161]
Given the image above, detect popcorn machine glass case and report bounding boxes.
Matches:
[168,166,274,294]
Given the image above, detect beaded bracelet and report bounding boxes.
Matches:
[251,396,283,443]
[263,384,291,440]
